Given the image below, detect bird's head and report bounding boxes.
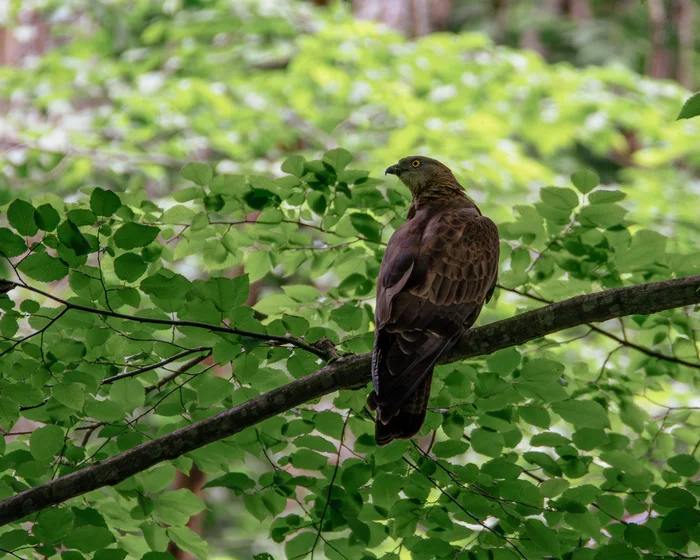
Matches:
[385,156,460,196]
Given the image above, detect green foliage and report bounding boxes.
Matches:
[0,1,699,559]
[1,145,698,558]
[677,93,700,120]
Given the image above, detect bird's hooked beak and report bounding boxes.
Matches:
[385,164,400,176]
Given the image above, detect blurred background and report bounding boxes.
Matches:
[1,1,699,558]
[1,0,700,242]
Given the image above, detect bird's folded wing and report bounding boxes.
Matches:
[372,208,500,415]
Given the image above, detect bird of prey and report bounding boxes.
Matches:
[368,156,499,446]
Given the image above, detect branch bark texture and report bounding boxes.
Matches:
[1,275,698,527]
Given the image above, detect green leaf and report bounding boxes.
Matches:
[114,252,148,282]
[63,526,115,552]
[322,148,352,172]
[203,472,255,494]
[432,440,470,458]
[481,458,521,480]
[172,186,202,202]
[571,169,599,194]
[34,204,61,231]
[167,526,207,560]
[52,383,86,411]
[142,554,176,560]
[210,174,247,196]
[94,550,128,560]
[243,493,268,522]
[372,473,403,509]
[652,487,697,509]
[600,450,644,475]
[109,378,145,412]
[90,188,122,217]
[0,227,27,257]
[619,399,648,433]
[191,275,249,312]
[114,223,160,250]
[668,454,699,477]
[7,199,39,236]
[617,230,667,273]
[180,163,213,186]
[155,489,207,526]
[524,519,560,556]
[578,204,627,228]
[659,507,699,549]
[519,406,550,428]
[539,478,569,498]
[141,271,192,300]
[313,411,344,438]
[203,194,224,212]
[594,543,639,560]
[284,531,315,559]
[0,398,19,431]
[676,92,700,120]
[57,220,92,256]
[531,432,570,447]
[624,523,655,548]
[3,382,43,406]
[588,190,626,204]
[470,428,503,457]
[37,508,75,542]
[281,155,305,177]
[142,522,169,551]
[30,425,65,462]
[85,399,125,422]
[523,451,562,476]
[486,348,521,375]
[18,252,69,282]
[551,400,609,429]
[245,251,271,282]
[52,339,86,361]
[565,512,601,537]
[341,463,372,491]
[289,450,327,471]
[66,209,96,226]
[540,187,579,210]
[350,213,381,242]
[572,428,608,450]
[0,529,29,550]
[294,434,336,454]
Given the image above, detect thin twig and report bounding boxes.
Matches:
[2,281,328,359]
[311,414,350,559]
[101,346,211,384]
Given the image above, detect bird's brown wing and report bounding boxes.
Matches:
[371,206,499,444]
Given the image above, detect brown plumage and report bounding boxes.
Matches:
[369,156,499,446]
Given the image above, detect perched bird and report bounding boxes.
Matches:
[368,156,499,446]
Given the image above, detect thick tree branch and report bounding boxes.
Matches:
[1,275,698,527]
[496,284,700,370]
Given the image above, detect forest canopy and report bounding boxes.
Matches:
[0,1,699,559]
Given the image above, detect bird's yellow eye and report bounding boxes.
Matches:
[411,160,421,168]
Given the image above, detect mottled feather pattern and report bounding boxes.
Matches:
[371,156,499,445]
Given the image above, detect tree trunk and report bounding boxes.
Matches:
[0,10,50,66]
[675,0,695,89]
[353,0,452,38]
[492,0,509,43]
[647,0,672,79]
[564,0,592,20]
